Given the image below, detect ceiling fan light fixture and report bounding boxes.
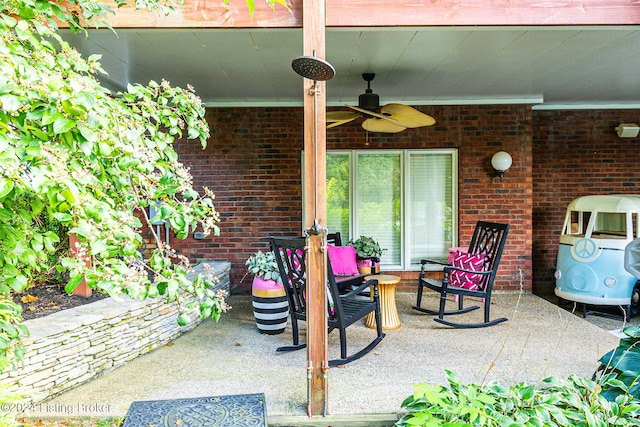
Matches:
[359,91,380,112]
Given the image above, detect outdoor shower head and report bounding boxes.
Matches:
[291,55,335,81]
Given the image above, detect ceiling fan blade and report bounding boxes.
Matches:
[380,104,436,128]
[362,118,407,133]
[346,105,403,126]
[327,111,359,129]
[327,111,359,122]
[327,119,356,129]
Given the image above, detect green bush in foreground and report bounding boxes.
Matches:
[594,324,640,402]
[1,0,224,373]
[396,370,640,427]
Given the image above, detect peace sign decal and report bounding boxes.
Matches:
[571,238,600,262]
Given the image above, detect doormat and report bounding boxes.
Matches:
[122,393,267,427]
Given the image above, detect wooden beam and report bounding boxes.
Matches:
[103,0,640,28]
[104,0,301,27]
[326,0,640,26]
[302,0,329,417]
[269,413,399,426]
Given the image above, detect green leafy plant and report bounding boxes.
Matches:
[0,0,244,377]
[0,382,27,427]
[594,324,640,402]
[396,370,640,427]
[245,251,282,283]
[0,298,28,373]
[349,236,386,258]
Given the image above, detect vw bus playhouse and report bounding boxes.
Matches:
[554,194,640,320]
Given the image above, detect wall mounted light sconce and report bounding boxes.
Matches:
[615,123,640,138]
[491,151,512,180]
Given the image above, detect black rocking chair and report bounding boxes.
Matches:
[413,221,510,328]
[269,236,385,366]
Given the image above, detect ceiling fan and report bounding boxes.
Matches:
[327,73,436,133]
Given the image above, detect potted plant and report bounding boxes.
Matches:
[245,251,289,335]
[349,236,386,274]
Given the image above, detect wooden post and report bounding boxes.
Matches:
[69,233,92,297]
[302,0,329,417]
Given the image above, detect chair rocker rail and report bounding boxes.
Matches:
[413,276,483,316]
[276,343,307,352]
[269,236,385,366]
[413,220,510,329]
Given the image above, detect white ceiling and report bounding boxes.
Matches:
[62,26,640,110]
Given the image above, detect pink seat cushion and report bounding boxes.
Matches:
[449,251,487,290]
[327,244,360,275]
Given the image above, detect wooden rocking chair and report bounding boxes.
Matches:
[413,221,510,328]
[269,236,385,366]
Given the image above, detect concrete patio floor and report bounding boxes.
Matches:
[25,292,630,426]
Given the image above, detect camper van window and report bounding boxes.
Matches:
[592,212,626,238]
[567,210,590,236]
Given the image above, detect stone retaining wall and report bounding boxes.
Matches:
[0,261,230,404]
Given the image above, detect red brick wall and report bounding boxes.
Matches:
[173,108,305,292]
[172,105,533,294]
[532,110,640,296]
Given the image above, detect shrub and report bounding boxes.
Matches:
[395,370,640,426]
[594,324,640,402]
[0,0,230,372]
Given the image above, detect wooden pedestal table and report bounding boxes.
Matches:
[364,274,401,330]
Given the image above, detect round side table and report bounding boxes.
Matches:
[364,274,401,330]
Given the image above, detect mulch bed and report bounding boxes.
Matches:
[14,281,108,321]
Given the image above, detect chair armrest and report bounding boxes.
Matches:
[356,254,380,264]
[356,255,380,275]
[342,278,378,299]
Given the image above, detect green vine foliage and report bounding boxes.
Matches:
[224,0,291,20]
[0,0,240,373]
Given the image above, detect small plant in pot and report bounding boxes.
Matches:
[349,236,386,274]
[245,251,289,335]
[245,250,281,284]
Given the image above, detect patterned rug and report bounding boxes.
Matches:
[122,393,267,427]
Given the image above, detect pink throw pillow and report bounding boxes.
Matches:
[327,244,360,275]
[447,246,467,264]
[449,251,487,290]
[285,248,304,271]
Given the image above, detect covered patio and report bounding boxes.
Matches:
[27,292,625,426]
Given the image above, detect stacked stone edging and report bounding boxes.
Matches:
[0,261,230,404]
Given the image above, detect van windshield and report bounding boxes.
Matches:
[566,211,627,239]
[593,212,626,237]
